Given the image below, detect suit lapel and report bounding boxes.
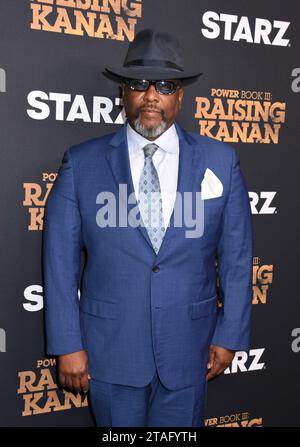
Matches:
[105,122,198,256]
[155,122,196,259]
[106,124,154,250]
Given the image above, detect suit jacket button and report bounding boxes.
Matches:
[152,265,160,273]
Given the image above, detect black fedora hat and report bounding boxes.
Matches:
[105,29,203,81]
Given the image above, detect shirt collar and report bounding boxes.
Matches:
[126,120,179,155]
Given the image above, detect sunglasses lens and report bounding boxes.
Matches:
[127,79,149,91]
[156,81,177,94]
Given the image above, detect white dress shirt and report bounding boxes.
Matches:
[126,121,180,229]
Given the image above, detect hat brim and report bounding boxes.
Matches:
[105,66,203,80]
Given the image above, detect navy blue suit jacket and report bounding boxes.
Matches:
[43,121,253,390]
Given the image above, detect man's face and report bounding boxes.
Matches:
[121,79,184,140]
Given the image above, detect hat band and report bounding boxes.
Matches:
[124,58,184,72]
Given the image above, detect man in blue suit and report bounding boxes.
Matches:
[43,29,253,427]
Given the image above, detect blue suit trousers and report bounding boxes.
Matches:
[88,369,208,427]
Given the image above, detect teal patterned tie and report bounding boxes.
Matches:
[138,143,166,253]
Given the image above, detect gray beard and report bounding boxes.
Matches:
[132,117,169,139]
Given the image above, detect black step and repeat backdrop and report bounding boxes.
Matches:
[0,0,299,427]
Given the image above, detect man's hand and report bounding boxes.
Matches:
[206,344,235,381]
[58,350,90,394]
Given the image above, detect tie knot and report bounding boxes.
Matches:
[142,143,159,159]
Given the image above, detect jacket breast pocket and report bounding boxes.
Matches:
[190,294,218,319]
[80,297,117,319]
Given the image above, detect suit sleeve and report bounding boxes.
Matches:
[211,148,254,352]
[43,148,84,356]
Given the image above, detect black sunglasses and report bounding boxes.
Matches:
[123,79,181,95]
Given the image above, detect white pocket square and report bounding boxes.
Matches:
[201,168,223,200]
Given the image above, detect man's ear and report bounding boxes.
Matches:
[179,85,184,107]
[121,81,125,97]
